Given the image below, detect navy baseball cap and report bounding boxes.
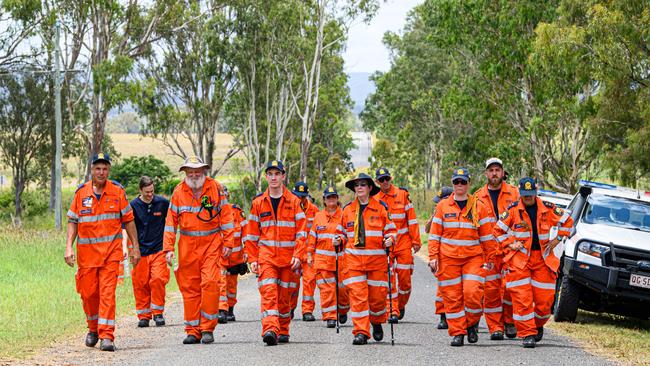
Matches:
[433,186,453,203]
[265,160,285,173]
[451,167,471,182]
[323,185,338,198]
[519,177,538,197]
[375,167,391,180]
[91,152,111,165]
[291,181,309,197]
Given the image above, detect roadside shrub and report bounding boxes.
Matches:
[110,155,173,197]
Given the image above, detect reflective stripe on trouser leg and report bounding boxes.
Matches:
[435,286,445,314]
[346,269,371,337]
[132,254,153,320]
[226,274,238,307]
[149,251,170,316]
[218,268,229,311]
[437,255,468,336]
[301,263,317,314]
[97,261,119,340]
[394,250,413,310]
[259,264,295,337]
[529,251,557,329]
[316,270,337,320]
[368,269,389,324]
[505,263,536,338]
[386,263,399,316]
[483,260,504,333]
[338,267,350,315]
[76,267,100,333]
[290,271,301,311]
[461,255,485,328]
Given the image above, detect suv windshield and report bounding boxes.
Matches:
[582,194,650,232]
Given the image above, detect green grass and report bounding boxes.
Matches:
[0,226,178,360]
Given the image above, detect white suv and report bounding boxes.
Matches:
[554,180,650,321]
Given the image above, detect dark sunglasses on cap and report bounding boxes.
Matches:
[452,179,468,186]
[354,181,369,187]
[377,177,390,183]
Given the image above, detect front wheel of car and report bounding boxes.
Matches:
[554,275,581,322]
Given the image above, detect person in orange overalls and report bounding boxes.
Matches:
[375,168,420,323]
[243,160,307,346]
[425,186,453,330]
[163,156,235,345]
[473,157,519,340]
[130,176,171,328]
[65,153,141,352]
[340,173,397,345]
[290,181,320,321]
[492,177,574,348]
[307,185,350,328]
[428,167,497,347]
[217,187,248,323]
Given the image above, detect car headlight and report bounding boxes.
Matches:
[577,241,610,258]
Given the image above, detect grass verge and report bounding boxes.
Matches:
[0,227,178,360]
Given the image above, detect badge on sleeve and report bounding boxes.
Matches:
[500,211,509,220]
[554,207,564,216]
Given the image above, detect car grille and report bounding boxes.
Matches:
[604,245,650,272]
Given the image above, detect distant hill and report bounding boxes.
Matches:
[347,72,376,116]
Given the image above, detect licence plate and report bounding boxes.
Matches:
[630,273,650,289]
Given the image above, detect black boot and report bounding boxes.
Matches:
[226,306,236,322]
[263,331,278,346]
[217,310,228,324]
[302,312,316,322]
[450,335,464,347]
[201,332,214,344]
[183,334,200,344]
[535,327,544,342]
[352,333,369,345]
[153,314,166,326]
[467,323,479,344]
[437,314,448,329]
[338,313,348,324]
[523,336,536,348]
[388,314,399,324]
[278,334,290,343]
[490,331,504,340]
[326,319,337,328]
[99,339,115,352]
[85,332,99,347]
[398,308,406,320]
[505,323,517,339]
[371,323,384,341]
[137,318,149,328]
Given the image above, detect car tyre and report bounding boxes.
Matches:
[554,275,580,322]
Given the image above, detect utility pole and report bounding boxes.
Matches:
[54,20,63,230]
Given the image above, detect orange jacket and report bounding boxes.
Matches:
[428,193,497,262]
[67,180,134,268]
[492,197,574,272]
[302,200,319,232]
[474,182,519,255]
[243,187,307,267]
[220,203,247,267]
[340,197,397,271]
[307,207,345,272]
[376,185,420,252]
[163,177,235,265]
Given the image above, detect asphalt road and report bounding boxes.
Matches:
[27,257,612,366]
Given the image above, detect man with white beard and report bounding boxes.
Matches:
[164,156,236,344]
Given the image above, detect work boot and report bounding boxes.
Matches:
[99,339,115,352]
[153,314,165,327]
[388,314,399,324]
[398,308,406,320]
[226,306,236,322]
[523,336,536,348]
[217,310,228,324]
[437,314,448,329]
[450,335,464,347]
[137,318,149,328]
[183,334,200,344]
[505,323,517,339]
[338,313,348,324]
[535,327,544,342]
[467,323,479,344]
[302,312,316,322]
[326,320,337,328]
[85,332,99,347]
[201,332,214,344]
[263,331,278,346]
[352,334,369,345]
[278,335,290,343]
[490,331,504,340]
[371,323,384,342]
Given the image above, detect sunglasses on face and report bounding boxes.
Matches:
[354,182,369,187]
[378,177,390,183]
[452,179,468,186]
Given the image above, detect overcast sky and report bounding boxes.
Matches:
[343,0,423,73]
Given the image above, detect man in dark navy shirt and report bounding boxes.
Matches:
[130,176,171,327]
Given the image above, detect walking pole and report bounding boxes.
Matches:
[386,246,395,346]
[335,243,340,334]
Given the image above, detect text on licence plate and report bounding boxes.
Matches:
[630,273,650,289]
